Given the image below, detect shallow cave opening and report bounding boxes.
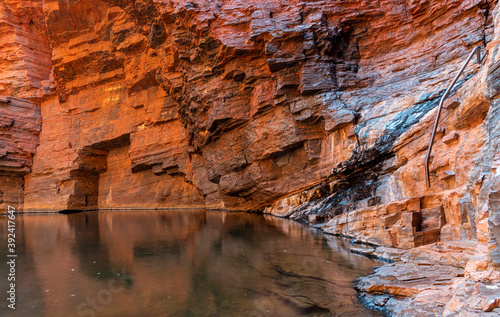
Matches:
[64,134,131,211]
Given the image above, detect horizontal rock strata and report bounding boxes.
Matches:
[353,242,500,316]
[0,96,40,210]
[11,0,493,214]
[1,0,500,315]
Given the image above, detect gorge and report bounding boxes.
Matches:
[1,0,500,315]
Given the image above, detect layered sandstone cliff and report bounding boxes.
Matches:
[13,0,494,212]
[0,0,50,210]
[2,0,500,315]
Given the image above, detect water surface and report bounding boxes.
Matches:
[0,210,382,316]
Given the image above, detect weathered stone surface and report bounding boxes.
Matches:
[1,0,500,315]
[99,146,205,209]
[356,263,463,297]
[0,0,52,99]
[0,175,24,211]
[353,241,479,267]
[355,242,500,316]
[13,0,494,214]
[261,1,500,290]
[0,96,40,175]
[0,96,41,211]
[312,196,449,248]
[0,0,49,211]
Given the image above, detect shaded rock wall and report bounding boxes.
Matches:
[2,0,500,266]
[263,0,500,270]
[0,96,41,209]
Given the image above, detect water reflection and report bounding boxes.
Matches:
[0,211,381,316]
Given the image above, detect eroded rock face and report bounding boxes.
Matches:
[0,0,52,99]
[353,241,500,316]
[1,0,500,314]
[259,0,500,267]
[0,0,50,210]
[0,0,498,257]
[12,0,491,212]
[0,0,497,257]
[0,97,40,209]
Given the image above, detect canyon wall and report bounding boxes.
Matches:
[2,0,500,266]
[0,0,51,210]
[0,96,40,209]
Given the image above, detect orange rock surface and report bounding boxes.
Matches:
[0,96,40,208]
[1,0,500,315]
[0,0,496,253]
[0,0,50,210]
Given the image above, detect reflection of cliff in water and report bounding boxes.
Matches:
[0,211,382,316]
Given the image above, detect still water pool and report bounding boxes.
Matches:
[0,210,382,317]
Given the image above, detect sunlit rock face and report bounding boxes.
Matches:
[0,0,50,210]
[2,1,500,315]
[0,0,52,99]
[2,0,500,265]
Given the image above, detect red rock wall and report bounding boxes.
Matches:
[21,0,494,211]
[99,145,204,209]
[483,4,500,268]
[0,0,50,210]
[23,0,211,211]
[2,0,500,266]
[0,0,52,99]
[0,96,40,211]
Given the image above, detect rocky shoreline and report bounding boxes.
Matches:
[270,205,500,316]
[342,240,500,316]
